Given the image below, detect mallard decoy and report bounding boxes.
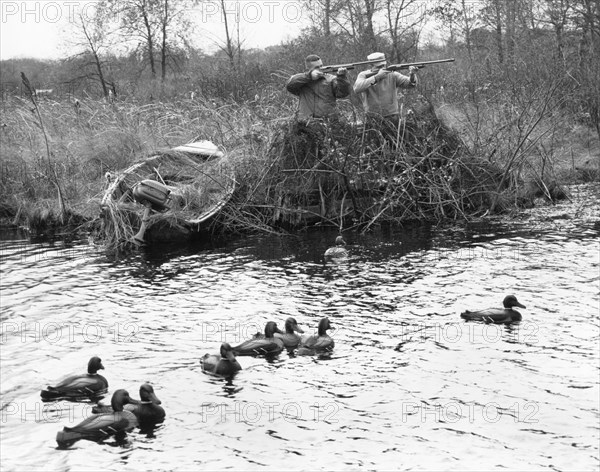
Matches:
[324,236,349,259]
[233,322,284,356]
[200,342,242,376]
[298,317,335,355]
[41,356,108,401]
[461,295,526,323]
[92,384,165,427]
[274,317,305,349]
[55,389,136,448]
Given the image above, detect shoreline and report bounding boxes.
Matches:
[2,182,598,242]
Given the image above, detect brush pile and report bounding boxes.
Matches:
[225,94,507,232]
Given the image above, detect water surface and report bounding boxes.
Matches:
[1,214,598,471]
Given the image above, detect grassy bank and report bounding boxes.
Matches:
[0,85,598,243]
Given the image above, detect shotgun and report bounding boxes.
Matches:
[364,58,455,78]
[320,59,386,74]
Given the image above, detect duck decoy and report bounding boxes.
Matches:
[274,317,305,349]
[232,321,284,356]
[297,317,335,355]
[55,389,136,448]
[41,356,108,401]
[92,384,165,427]
[200,342,242,376]
[324,236,349,259]
[460,295,526,323]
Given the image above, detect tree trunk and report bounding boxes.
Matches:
[324,0,331,36]
[487,0,504,64]
[220,0,236,70]
[462,0,473,62]
[505,0,516,64]
[141,0,156,77]
[555,23,564,62]
[161,0,168,81]
[363,0,378,51]
[81,17,109,97]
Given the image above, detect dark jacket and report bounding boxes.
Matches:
[286,72,351,120]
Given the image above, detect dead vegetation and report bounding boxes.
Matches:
[0,78,598,246]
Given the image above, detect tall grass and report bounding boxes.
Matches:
[0,75,595,242]
[0,87,291,229]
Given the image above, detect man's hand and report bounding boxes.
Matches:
[310,68,324,80]
[374,68,390,82]
[408,66,418,85]
[336,67,347,77]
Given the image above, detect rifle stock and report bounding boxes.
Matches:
[364,58,455,78]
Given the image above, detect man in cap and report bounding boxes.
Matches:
[353,52,418,131]
[282,55,352,218]
[286,54,351,121]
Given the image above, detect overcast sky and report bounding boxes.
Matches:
[0,1,308,60]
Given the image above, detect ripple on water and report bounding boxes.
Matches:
[0,220,598,471]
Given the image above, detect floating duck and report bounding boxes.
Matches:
[298,317,335,355]
[460,295,526,323]
[55,389,136,448]
[41,356,108,401]
[200,342,242,376]
[92,384,165,427]
[233,321,284,356]
[274,317,305,349]
[324,236,349,259]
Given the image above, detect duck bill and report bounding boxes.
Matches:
[294,326,304,334]
[98,362,105,370]
[148,391,162,405]
[515,302,526,309]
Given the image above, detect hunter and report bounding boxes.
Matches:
[353,51,418,128]
[286,54,351,121]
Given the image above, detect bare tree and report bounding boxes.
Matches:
[541,0,575,63]
[483,0,506,64]
[361,0,380,50]
[384,0,426,62]
[433,0,484,61]
[64,4,114,98]
[573,0,600,137]
[106,0,196,81]
[304,0,345,36]
[219,0,238,70]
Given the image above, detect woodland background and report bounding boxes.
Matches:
[0,0,598,234]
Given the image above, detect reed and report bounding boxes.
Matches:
[1,79,590,246]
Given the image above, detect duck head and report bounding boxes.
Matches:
[264,321,284,338]
[335,236,346,246]
[139,383,161,405]
[284,317,304,334]
[503,295,526,309]
[220,343,237,362]
[87,356,104,374]
[318,317,333,336]
[110,389,132,412]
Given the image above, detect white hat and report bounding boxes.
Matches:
[367,52,386,67]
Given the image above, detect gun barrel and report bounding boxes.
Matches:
[321,58,383,72]
[364,58,455,77]
[399,58,455,69]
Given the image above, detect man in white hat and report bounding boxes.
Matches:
[353,52,418,125]
[286,54,351,121]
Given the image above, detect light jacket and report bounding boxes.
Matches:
[353,70,416,117]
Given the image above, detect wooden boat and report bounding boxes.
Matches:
[100,141,236,245]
